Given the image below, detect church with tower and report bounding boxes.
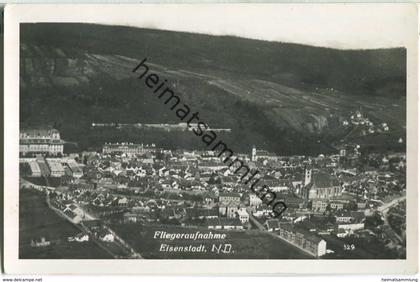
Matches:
[300,168,342,200]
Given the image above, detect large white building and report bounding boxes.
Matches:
[19,128,64,156]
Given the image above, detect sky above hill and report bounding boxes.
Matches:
[9,3,416,50]
[94,4,413,49]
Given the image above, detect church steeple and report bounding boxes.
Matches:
[251,145,256,162]
[304,166,312,187]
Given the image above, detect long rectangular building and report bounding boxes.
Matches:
[278,223,327,258]
[103,143,156,155]
[28,161,41,177]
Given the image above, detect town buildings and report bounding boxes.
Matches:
[19,140,406,259]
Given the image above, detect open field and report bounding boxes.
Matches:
[110,223,311,259]
[321,234,403,259]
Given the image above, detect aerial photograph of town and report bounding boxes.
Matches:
[19,23,407,260]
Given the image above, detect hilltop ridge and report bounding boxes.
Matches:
[20,23,406,155]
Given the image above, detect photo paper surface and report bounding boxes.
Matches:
[3,3,418,274]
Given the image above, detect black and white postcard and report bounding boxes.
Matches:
[3,3,418,275]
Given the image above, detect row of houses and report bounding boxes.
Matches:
[205,217,244,230]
